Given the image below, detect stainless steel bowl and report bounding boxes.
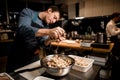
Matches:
[41,54,75,77]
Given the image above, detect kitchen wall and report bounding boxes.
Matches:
[53,0,120,35]
[2,0,120,21]
[61,0,120,19]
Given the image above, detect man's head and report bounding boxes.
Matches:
[42,6,60,24]
[110,12,120,22]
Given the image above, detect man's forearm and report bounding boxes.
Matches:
[35,28,51,37]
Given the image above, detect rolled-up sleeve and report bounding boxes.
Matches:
[18,8,39,34]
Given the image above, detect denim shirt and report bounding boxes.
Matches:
[6,8,51,72]
[16,8,49,51]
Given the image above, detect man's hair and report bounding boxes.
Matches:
[47,5,61,18]
[47,5,60,12]
[110,12,120,19]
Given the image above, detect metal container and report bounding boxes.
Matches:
[96,32,104,43]
[41,54,75,77]
[96,32,107,43]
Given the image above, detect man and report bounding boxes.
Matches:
[106,12,120,80]
[106,12,120,42]
[6,6,66,73]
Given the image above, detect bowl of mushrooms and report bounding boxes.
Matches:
[41,54,75,77]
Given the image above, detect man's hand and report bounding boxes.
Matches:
[49,27,66,41]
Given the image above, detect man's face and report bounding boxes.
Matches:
[45,11,60,24]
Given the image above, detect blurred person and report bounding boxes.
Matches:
[6,5,66,73]
[106,12,120,80]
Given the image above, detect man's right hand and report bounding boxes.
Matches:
[49,27,66,41]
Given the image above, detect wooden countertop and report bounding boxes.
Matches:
[51,40,114,53]
[0,39,114,53]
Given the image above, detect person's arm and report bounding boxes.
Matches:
[36,27,66,47]
[107,24,120,36]
[36,27,66,38]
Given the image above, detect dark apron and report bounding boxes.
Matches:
[110,36,120,56]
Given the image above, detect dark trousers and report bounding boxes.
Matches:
[111,56,120,80]
[110,39,120,80]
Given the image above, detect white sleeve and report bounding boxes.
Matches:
[107,24,120,36]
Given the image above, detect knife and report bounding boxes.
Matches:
[14,66,45,74]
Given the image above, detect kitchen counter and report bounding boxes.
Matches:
[9,60,101,80]
[51,40,114,53]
